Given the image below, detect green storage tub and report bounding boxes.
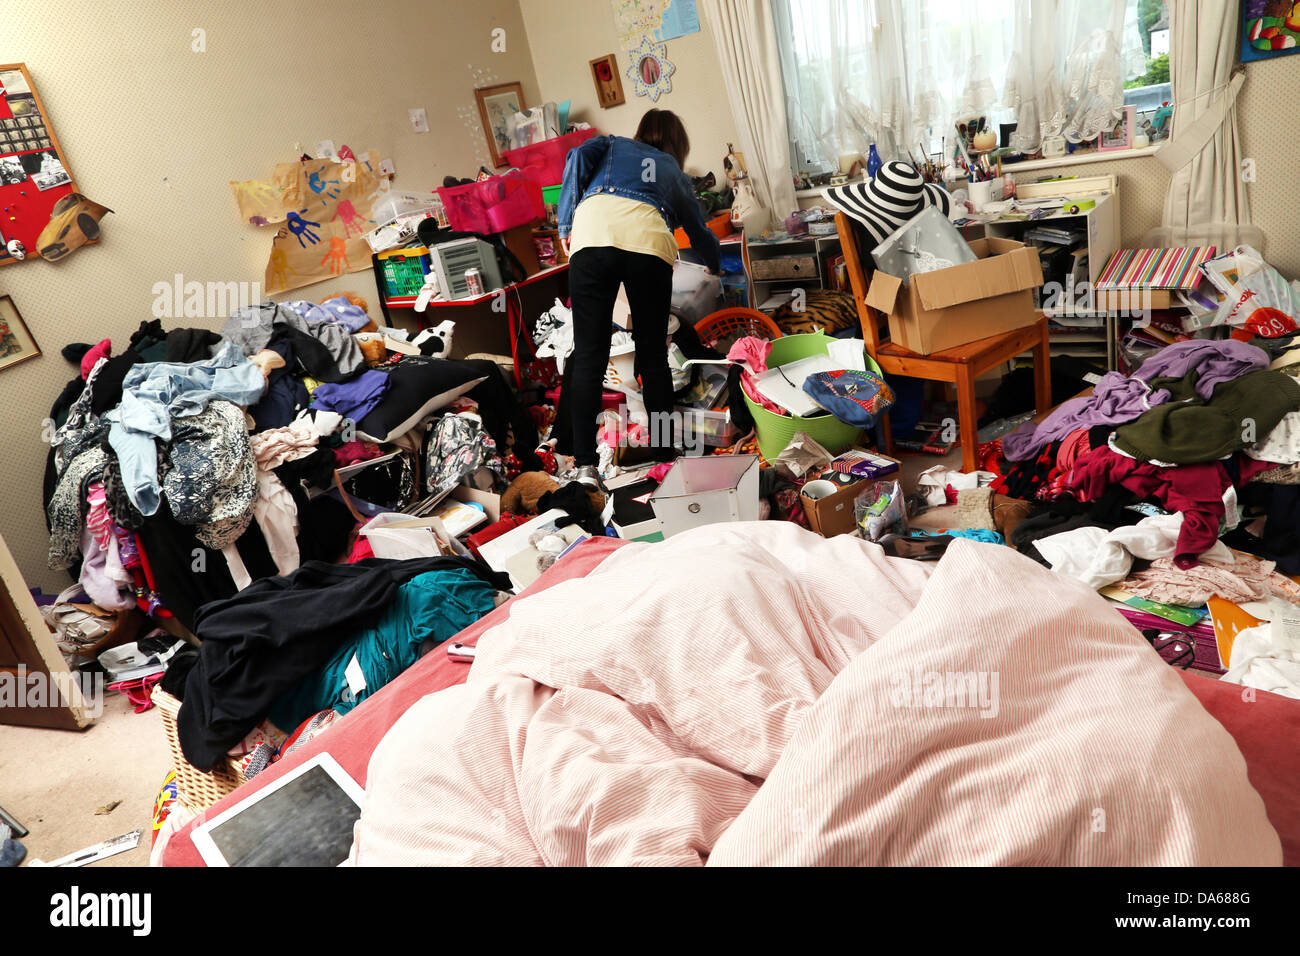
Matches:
[742,330,881,460]
[542,184,562,205]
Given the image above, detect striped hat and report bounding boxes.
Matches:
[825,162,951,246]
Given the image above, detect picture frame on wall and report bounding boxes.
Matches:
[0,295,40,372]
[590,54,626,109]
[475,82,526,168]
[1241,0,1300,61]
[1097,105,1135,152]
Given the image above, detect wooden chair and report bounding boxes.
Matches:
[835,211,1051,473]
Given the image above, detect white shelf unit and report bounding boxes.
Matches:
[957,174,1121,369]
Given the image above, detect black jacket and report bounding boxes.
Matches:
[176,555,510,770]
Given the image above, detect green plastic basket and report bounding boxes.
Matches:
[742,330,882,460]
[542,184,562,205]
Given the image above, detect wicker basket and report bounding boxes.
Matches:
[154,688,247,812]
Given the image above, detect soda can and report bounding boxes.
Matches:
[464,268,483,297]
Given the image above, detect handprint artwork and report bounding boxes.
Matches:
[307,170,342,203]
[286,210,321,247]
[246,150,383,293]
[269,246,297,291]
[320,235,349,275]
[331,199,373,238]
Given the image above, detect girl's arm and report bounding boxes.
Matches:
[670,170,722,274]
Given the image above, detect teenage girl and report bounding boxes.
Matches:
[557,109,722,486]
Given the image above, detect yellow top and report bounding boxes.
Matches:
[568,194,678,266]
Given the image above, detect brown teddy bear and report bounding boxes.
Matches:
[502,471,605,515]
[501,471,561,514]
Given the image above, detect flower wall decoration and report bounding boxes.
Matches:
[624,36,675,102]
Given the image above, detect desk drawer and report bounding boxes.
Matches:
[751,255,817,280]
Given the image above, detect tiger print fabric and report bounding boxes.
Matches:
[769,289,859,337]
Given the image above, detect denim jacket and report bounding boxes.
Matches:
[557,135,722,273]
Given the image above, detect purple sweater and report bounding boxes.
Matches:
[1003,372,1168,461]
[1003,339,1271,462]
[1132,338,1269,399]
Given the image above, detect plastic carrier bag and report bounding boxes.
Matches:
[854,479,907,542]
[1201,245,1300,339]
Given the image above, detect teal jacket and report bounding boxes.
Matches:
[268,567,497,732]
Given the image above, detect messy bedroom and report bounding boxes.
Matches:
[1,0,1298,914]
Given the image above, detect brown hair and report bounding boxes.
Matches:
[634,109,690,168]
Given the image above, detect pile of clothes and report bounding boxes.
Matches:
[39,293,540,679]
[992,336,1300,699]
[161,554,509,772]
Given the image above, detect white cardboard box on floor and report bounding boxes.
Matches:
[650,455,761,538]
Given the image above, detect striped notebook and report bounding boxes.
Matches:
[1095,246,1217,291]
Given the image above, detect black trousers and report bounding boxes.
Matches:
[567,246,675,466]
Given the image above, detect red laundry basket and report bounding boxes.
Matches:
[502,129,600,186]
[437,171,544,235]
[694,308,784,353]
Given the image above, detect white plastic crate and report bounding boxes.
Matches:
[649,455,760,538]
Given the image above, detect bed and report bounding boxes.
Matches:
[161,527,1299,867]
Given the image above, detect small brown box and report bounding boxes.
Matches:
[500,223,540,276]
[801,473,869,538]
[751,254,817,280]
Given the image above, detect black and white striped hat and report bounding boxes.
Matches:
[825,161,951,246]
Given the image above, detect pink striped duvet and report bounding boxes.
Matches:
[350,523,1280,866]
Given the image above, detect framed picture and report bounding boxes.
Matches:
[590,54,625,109]
[0,295,40,371]
[1098,105,1135,152]
[1242,0,1300,61]
[475,82,526,168]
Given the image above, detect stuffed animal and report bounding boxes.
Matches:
[502,471,606,517]
[501,471,561,514]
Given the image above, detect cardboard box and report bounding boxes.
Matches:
[801,471,869,538]
[451,485,501,524]
[866,237,1043,355]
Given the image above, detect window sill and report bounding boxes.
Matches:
[1000,144,1163,173]
[794,144,1163,200]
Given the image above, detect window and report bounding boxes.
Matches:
[775,0,1168,178]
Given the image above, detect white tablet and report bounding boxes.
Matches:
[192,753,365,867]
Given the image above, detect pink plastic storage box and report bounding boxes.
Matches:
[436,172,544,235]
[502,129,600,187]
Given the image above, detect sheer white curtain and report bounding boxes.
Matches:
[702,0,800,227]
[775,0,1146,168]
[1056,0,1147,143]
[775,0,1015,166]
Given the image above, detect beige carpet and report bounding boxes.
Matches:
[0,689,171,867]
